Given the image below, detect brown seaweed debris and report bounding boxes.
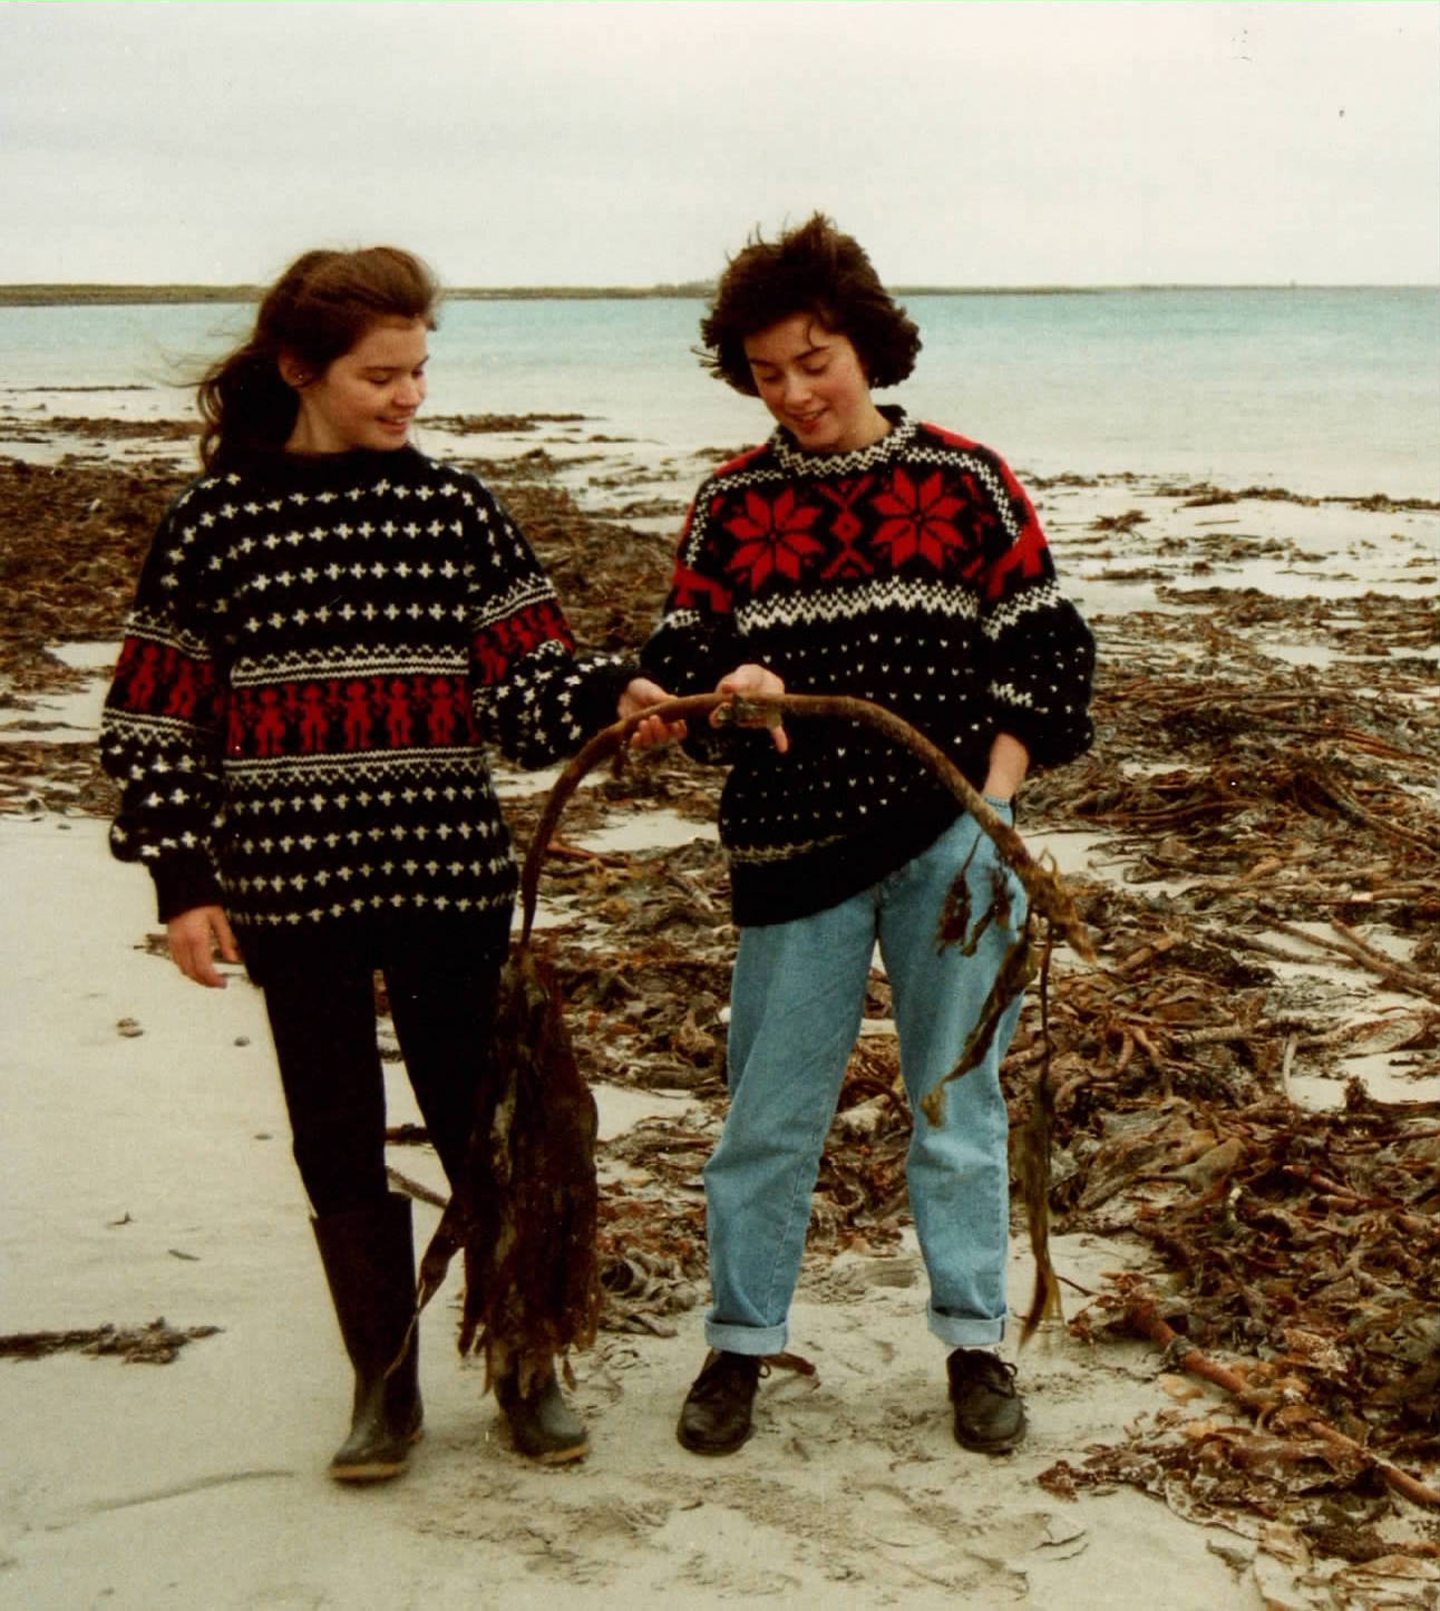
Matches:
[0,455,189,677]
[12,431,1438,1566]
[1070,1083,1440,1448]
[0,1318,221,1364]
[1122,1285,1440,1509]
[1032,1036,1440,1552]
[989,614,1440,1555]
[411,943,602,1399]
[1039,1262,1440,1589]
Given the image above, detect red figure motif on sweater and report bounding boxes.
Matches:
[870,469,966,568]
[473,636,508,683]
[523,599,572,652]
[253,689,287,757]
[473,600,574,684]
[163,658,200,720]
[725,488,824,590]
[386,680,414,747]
[425,676,463,745]
[125,644,162,711]
[299,685,330,752]
[343,682,374,749]
[112,637,140,686]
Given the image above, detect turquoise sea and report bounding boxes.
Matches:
[1,289,1437,498]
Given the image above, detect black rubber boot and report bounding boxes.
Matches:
[677,1350,763,1455]
[312,1193,423,1483]
[495,1367,590,1464]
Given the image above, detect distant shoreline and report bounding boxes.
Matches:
[1,282,1435,308]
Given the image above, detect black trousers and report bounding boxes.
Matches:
[257,913,511,1216]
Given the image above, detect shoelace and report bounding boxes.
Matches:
[691,1354,762,1400]
[953,1353,1018,1395]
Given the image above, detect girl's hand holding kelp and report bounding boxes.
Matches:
[714,663,789,753]
[620,676,688,749]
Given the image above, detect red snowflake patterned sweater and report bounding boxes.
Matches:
[641,409,1095,926]
[100,445,632,945]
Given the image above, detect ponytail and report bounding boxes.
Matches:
[197,246,439,471]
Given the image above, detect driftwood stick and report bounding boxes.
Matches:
[544,840,628,866]
[1269,920,1440,1006]
[0,1319,221,1363]
[1278,727,1440,767]
[1114,934,1184,975]
[1126,1293,1440,1508]
[1298,767,1440,855]
[386,1165,448,1211]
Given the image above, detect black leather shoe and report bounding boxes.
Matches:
[947,1348,1025,1453]
[677,1350,763,1455]
[496,1369,589,1464]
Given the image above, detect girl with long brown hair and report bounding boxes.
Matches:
[102,245,666,1480]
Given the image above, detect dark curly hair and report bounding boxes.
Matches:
[698,213,921,396]
[197,246,439,471]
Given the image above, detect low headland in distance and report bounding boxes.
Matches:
[2,280,1432,306]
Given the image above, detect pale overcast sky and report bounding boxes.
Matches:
[2,1,1437,287]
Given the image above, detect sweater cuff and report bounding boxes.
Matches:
[576,655,640,739]
[151,853,225,923]
[1000,706,1095,771]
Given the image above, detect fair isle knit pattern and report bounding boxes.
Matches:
[641,409,1095,926]
[100,446,629,931]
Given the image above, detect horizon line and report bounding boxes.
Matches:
[0,279,1436,308]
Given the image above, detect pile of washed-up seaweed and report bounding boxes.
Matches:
[2,434,1436,1578]
[513,547,1440,1566]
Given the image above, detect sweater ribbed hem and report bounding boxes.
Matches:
[729,798,960,927]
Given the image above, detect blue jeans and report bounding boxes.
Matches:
[704,808,1028,1355]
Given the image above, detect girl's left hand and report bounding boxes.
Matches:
[166,904,241,988]
[714,664,789,753]
[620,677,688,748]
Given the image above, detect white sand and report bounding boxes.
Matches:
[3,823,1264,1611]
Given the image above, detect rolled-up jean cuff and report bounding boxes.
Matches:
[704,1317,788,1356]
[927,1302,1007,1349]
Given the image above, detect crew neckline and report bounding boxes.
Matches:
[770,404,914,477]
[215,443,422,486]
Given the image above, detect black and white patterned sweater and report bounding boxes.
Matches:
[641,409,1095,926]
[100,445,631,941]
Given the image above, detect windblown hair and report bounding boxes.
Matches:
[698,213,921,396]
[197,246,439,470]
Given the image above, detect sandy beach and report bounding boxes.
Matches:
[1,407,1437,1610]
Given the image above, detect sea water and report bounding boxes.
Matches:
[1,288,1436,498]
